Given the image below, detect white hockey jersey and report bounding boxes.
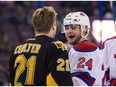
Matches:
[69,40,103,86]
[101,36,116,86]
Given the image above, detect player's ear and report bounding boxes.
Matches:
[81,28,86,36]
[51,22,56,31]
[51,24,54,31]
[83,28,88,36]
[81,26,89,38]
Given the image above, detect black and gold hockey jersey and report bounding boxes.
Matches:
[9,35,73,86]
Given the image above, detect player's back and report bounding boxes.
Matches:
[101,36,116,86]
[9,35,73,86]
[69,40,102,86]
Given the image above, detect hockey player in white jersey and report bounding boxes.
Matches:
[63,12,103,86]
[101,36,116,86]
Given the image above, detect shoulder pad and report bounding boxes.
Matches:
[74,41,97,52]
[100,36,116,49]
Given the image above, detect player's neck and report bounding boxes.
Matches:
[79,37,88,43]
[35,32,53,38]
[35,27,55,38]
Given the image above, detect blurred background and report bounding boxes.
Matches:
[0,1,116,85]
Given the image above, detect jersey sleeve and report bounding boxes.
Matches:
[101,42,109,70]
[46,41,73,86]
[101,41,110,86]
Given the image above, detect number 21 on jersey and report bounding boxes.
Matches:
[14,55,36,86]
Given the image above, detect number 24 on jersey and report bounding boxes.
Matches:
[77,57,93,70]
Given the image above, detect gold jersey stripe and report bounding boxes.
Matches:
[47,73,58,86]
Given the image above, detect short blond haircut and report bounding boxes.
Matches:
[32,6,57,33]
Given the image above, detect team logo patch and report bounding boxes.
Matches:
[53,41,68,51]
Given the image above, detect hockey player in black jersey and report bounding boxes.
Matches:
[9,6,73,86]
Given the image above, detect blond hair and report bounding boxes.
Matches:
[32,6,57,33]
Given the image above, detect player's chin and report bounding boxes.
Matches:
[67,39,76,45]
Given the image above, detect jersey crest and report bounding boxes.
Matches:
[53,41,68,51]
